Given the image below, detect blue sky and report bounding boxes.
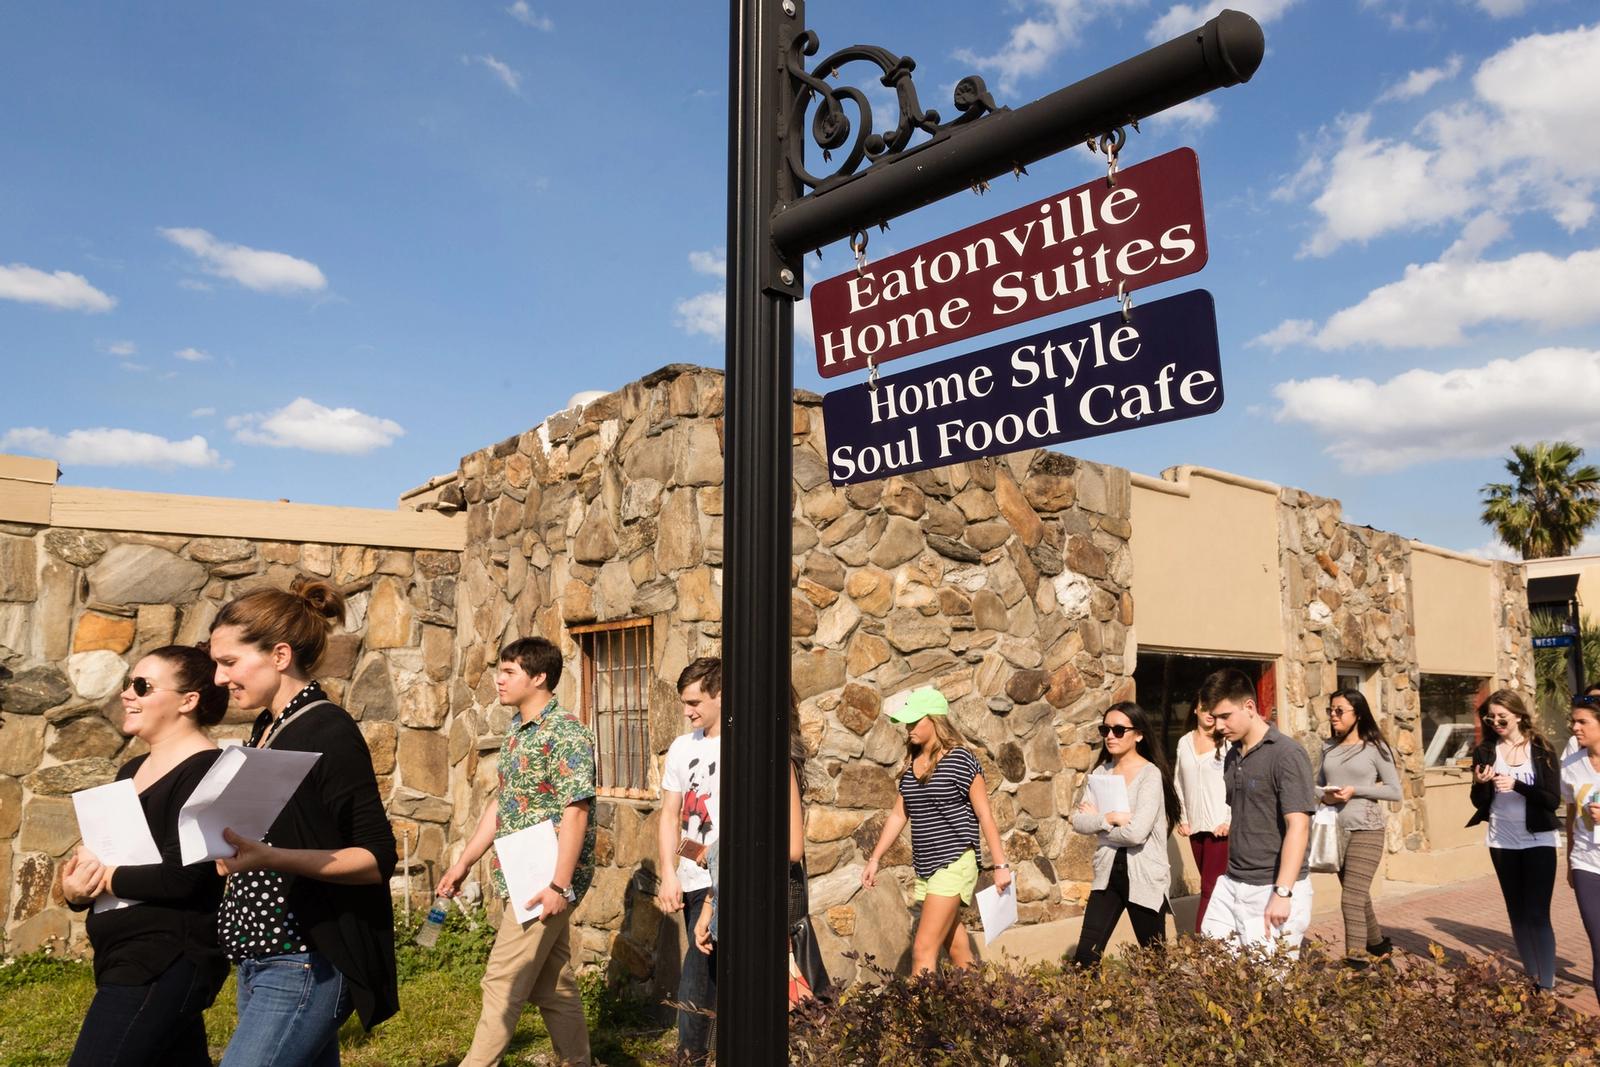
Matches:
[3,1,1597,558]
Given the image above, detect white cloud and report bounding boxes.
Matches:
[160,228,327,293]
[0,427,223,469]
[190,407,216,418]
[1272,346,1600,472]
[1145,98,1218,129]
[474,54,522,93]
[1378,55,1463,101]
[0,262,115,312]
[1290,23,1600,256]
[688,249,727,279]
[1148,0,1300,42]
[1255,245,1600,350]
[228,397,405,454]
[673,291,725,339]
[103,340,137,357]
[174,346,211,362]
[506,1,553,30]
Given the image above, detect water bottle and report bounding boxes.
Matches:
[415,897,449,948]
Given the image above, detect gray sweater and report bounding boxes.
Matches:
[1317,740,1402,831]
[1069,763,1170,912]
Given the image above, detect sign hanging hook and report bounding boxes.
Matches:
[850,229,870,276]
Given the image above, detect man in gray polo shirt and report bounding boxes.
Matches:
[1197,668,1316,954]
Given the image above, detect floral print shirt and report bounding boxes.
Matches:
[491,697,598,903]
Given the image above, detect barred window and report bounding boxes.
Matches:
[572,618,653,797]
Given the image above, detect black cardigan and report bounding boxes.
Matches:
[82,751,228,989]
[262,701,399,1030]
[1465,741,1562,833]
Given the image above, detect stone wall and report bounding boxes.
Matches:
[0,524,460,952]
[440,364,1135,992]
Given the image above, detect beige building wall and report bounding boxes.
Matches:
[1410,546,1496,675]
[1128,466,1283,657]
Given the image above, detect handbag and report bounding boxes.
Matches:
[786,859,830,1006]
[1307,806,1347,874]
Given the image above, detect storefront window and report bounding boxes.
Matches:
[1419,673,1488,768]
[1134,651,1277,760]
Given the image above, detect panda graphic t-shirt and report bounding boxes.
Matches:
[662,730,721,892]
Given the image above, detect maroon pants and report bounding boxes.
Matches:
[1189,832,1230,933]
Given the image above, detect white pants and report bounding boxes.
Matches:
[1199,875,1313,956]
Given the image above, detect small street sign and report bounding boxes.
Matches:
[1534,635,1576,649]
[810,148,1208,378]
[822,288,1222,485]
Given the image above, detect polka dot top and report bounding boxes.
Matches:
[216,682,324,962]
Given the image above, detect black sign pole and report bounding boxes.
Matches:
[720,7,1263,1066]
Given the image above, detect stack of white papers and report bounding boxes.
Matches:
[494,821,560,923]
[72,779,162,913]
[178,746,320,864]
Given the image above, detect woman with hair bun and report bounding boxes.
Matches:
[61,644,231,1066]
[207,577,398,1066]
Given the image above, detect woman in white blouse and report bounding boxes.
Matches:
[1174,703,1230,932]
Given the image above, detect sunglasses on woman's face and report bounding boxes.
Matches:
[122,676,184,697]
[1098,723,1134,738]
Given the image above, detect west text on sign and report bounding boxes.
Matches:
[809,148,1208,378]
[821,289,1223,485]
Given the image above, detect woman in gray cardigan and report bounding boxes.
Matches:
[1070,702,1182,966]
[1318,688,1402,965]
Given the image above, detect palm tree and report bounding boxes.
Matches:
[1480,441,1600,559]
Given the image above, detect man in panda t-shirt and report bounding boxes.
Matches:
[655,657,722,1065]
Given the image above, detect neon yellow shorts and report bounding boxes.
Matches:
[914,849,978,905]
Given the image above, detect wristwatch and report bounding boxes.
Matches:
[1272,885,1293,899]
[551,882,577,905]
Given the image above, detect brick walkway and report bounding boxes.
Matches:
[1306,860,1597,1017]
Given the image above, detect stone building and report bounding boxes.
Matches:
[0,362,1531,994]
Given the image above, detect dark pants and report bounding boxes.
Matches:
[1188,832,1230,934]
[677,886,715,1060]
[1489,846,1557,989]
[1073,849,1167,967]
[1573,869,1600,1003]
[69,954,220,1067]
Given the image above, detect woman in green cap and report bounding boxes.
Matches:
[861,686,1012,974]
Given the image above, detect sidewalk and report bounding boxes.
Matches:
[1306,864,1597,1017]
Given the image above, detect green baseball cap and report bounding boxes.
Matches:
[886,686,949,724]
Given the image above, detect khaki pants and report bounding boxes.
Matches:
[460,902,591,1067]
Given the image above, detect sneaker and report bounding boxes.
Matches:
[1366,937,1393,957]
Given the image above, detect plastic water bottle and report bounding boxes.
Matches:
[415,898,449,948]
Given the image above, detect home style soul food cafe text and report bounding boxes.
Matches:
[810,148,1209,377]
[822,290,1223,484]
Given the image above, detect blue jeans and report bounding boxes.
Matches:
[69,954,221,1067]
[220,952,352,1067]
[677,887,715,1059]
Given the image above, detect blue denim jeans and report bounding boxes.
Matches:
[677,887,716,1059]
[68,954,221,1067]
[220,951,352,1067]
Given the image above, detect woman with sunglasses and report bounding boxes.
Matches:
[1069,702,1181,966]
[207,578,398,1065]
[60,645,230,1066]
[1562,692,1600,1005]
[1468,689,1560,990]
[861,687,1011,974]
[1317,688,1401,966]
[1174,701,1230,932]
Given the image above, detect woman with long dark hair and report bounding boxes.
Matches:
[861,687,1011,974]
[207,577,398,1064]
[1069,701,1180,966]
[1174,701,1230,932]
[1468,688,1560,990]
[61,645,230,1066]
[1317,688,1401,966]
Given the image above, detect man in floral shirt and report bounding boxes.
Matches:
[438,637,596,1067]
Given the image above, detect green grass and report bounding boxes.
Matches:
[0,909,674,1067]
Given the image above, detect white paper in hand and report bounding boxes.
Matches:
[976,882,1018,945]
[73,779,163,913]
[177,746,320,864]
[494,820,560,924]
[1087,772,1130,814]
